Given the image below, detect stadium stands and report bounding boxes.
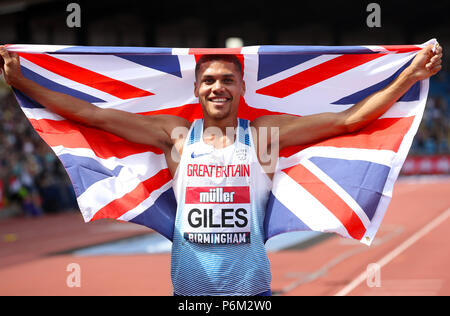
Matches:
[0,91,78,216]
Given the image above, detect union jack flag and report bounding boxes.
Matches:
[7,39,435,245]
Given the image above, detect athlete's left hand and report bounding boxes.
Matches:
[406,43,443,82]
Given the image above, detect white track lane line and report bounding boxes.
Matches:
[335,207,450,296]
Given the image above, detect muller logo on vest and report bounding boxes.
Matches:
[183,186,251,244]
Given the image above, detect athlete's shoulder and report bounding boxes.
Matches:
[153,114,191,129]
[250,115,279,128]
[250,114,298,129]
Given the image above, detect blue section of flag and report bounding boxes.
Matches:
[309,157,390,220]
[257,45,375,82]
[332,58,420,105]
[58,45,375,55]
[118,54,182,78]
[58,154,124,197]
[258,45,375,55]
[55,46,173,55]
[257,54,318,81]
[21,66,106,104]
[13,87,43,109]
[264,192,311,242]
[129,188,177,241]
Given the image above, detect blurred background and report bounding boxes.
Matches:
[0,0,449,218]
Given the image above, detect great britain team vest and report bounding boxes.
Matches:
[171,118,272,296]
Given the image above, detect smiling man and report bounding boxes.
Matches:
[195,54,244,121]
[0,44,443,296]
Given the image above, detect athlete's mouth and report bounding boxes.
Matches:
[208,97,231,103]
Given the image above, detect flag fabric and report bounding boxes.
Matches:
[7,39,435,245]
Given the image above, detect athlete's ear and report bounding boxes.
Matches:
[241,80,246,96]
[194,81,199,98]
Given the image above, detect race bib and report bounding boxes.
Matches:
[182,186,251,244]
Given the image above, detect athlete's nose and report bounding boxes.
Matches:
[212,80,225,93]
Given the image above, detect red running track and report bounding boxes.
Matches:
[0,176,449,296]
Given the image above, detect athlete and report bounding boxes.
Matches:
[0,43,443,296]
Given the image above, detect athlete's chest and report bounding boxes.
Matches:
[177,120,254,245]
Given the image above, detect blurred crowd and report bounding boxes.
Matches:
[0,90,77,217]
[411,71,450,154]
[0,71,449,217]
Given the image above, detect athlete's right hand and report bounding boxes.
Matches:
[0,45,22,87]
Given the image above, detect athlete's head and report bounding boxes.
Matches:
[194,55,245,121]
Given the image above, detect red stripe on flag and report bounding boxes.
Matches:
[256,53,386,98]
[381,45,422,53]
[280,116,415,157]
[28,118,162,158]
[139,103,204,122]
[19,53,154,100]
[91,168,172,221]
[189,48,242,55]
[283,163,366,240]
[237,97,288,120]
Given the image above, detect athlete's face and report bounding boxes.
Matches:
[194,60,245,121]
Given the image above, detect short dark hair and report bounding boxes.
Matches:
[195,54,243,80]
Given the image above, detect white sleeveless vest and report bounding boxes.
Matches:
[171,118,272,296]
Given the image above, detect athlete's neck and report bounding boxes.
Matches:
[203,115,238,132]
[202,115,238,149]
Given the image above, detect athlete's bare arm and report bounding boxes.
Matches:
[0,46,190,174]
[252,43,443,151]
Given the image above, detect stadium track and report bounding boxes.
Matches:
[0,176,449,296]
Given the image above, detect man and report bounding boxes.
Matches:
[0,44,443,295]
